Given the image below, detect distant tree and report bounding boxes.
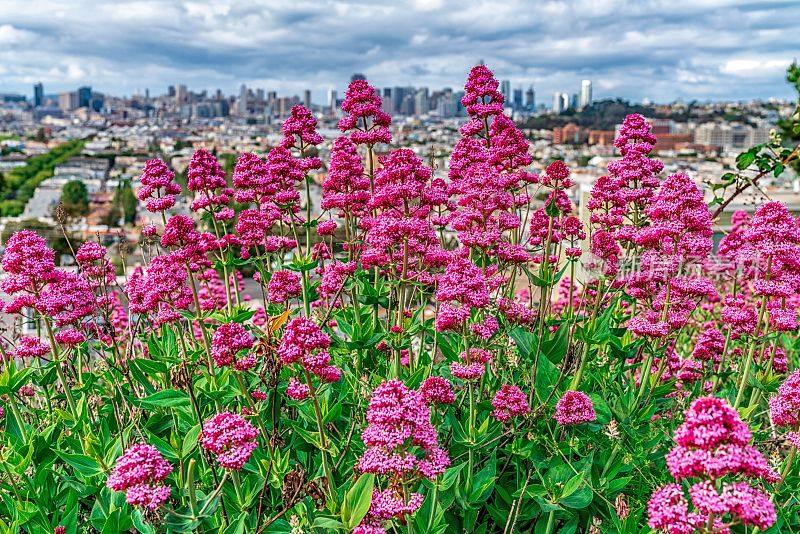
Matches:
[60,180,90,218]
[114,180,138,224]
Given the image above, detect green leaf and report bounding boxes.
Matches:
[182,425,202,457]
[311,517,345,530]
[468,456,496,504]
[56,452,103,478]
[510,328,537,361]
[342,473,375,529]
[559,474,593,509]
[535,355,560,404]
[132,510,156,534]
[735,150,756,170]
[137,389,191,409]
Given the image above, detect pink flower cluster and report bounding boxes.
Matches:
[200,411,259,470]
[648,397,777,532]
[491,384,530,422]
[322,136,370,217]
[126,253,193,325]
[586,114,664,276]
[267,270,302,304]
[419,376,455,405]
[435,254,491,332]
[211,322,255,370]
[459,64,504,136]
[361,149,447,280]
[357,379,449,532]
[13,336,50,359]
[0,230,58,308]
[451,348,493,381]
[75,241,115,290]
[338,79,392,146]
[281,105,323,172]
[770,369,800,429]
[447,64,536,258]
[554,390,596,426]
[137,158,181,213]
[277,317,341,385]
[106,443,173,509]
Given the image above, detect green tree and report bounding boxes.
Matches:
[59,180,90,218]
[0,138,86,216]
[114,180,138,224]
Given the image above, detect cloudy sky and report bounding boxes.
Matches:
[0,0,798,104]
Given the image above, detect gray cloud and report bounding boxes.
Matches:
[0,0,798,102]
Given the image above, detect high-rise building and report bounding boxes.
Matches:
[58,91,78,111]
[513,88,523,110]
[500,80,511,105]
[414,88,430,116]
[382,87,394,114]
[33,82,44,107]
[77,86,92,108]
[552,92,566,114]
[304,89,312,109]
[525,86,535,110]
[89,92,104,112]
[175,84,187,104]
[393,87,411,114]
[238,84,248,115]
[579,80,593,109]
[435,89,457,118]
[351,73,367,83]
[327,89,338,110]
[167,85,176,97]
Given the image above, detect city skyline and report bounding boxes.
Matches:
[0,1,798,103]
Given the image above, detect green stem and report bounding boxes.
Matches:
[777,446,797,490]
[305,370,335,501]
[467,381,476,491]
[43,316,78,418]
[544,509,556,534]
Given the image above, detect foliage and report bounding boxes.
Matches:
[59,180,90,219]
[0,139,86,217]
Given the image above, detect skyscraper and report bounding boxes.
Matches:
[500,80,511,105]
[414,88,430,116]
[552,92,565,114]
[351,73,367,83]
[175,84,187,104]
[327,89,338,111]
[304,89,312,109]
[77,86,92,108]
[513,88,523,110]
[382,87,394,115]
[33,82,44,107]
[58,91,78,111]
[238,84,248,115]
[525,86,535,110]
[580,80,593,109]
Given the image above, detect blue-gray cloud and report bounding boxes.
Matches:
[0,0,798,103]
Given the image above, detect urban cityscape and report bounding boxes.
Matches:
[0,70,791,248]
